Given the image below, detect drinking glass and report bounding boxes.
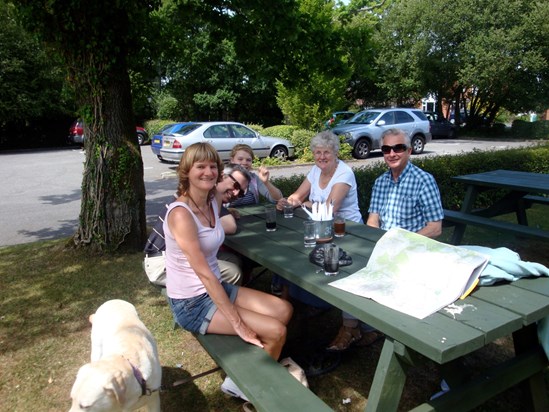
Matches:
[314,219,334,243]
[323,243,339,276]
[265,204,277,231]
[334,212,345,237]
[282,199,294,218]
[303,220,316,248]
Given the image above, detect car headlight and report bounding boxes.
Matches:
[342,132,353,142]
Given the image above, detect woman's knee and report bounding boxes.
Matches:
[278,299,293,324]
[268,321,287,343]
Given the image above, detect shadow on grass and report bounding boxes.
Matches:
[160,366,212,411]
[1,231,548,411]
[0,239,151,354]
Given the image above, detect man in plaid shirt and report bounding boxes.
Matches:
[327,127,444,351]
[367,128,444,236]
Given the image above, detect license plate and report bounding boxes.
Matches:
[153,139,160,144]
[163,141,171,147]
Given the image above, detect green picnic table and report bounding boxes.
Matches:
[223,205,549,411]
[446,169,549,244]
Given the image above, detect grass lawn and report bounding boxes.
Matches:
[1,205,548,411]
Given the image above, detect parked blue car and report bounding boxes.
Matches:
[151,122,191,161]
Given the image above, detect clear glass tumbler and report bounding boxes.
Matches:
[303,220,316,248]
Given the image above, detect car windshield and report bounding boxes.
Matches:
[159,124,176,133]
[347,111,380,124]
[169,123,191,134]
[170,123,200,136]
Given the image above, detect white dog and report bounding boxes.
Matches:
[69,299,162,412]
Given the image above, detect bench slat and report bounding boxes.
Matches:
[443,209,549,241]
[522,194,549,206]
[195,334,333,412]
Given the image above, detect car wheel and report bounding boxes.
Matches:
[411,135,425,154]
[353,139,371,159]
[137,132,146,145]
[270,146,288,161]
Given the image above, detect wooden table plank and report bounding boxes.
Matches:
[452,170,549,194]
[472,283,549,325]
[513,276,549,296]
[437,296,523,343]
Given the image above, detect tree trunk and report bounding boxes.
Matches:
[72,63,146,252]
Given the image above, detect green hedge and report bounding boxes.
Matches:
[144,119,177,137]
[511,120,549,139]
[272,144,549,222]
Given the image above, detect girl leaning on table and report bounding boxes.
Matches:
[163,142,293,401]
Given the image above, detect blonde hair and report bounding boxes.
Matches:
[176,143,223,197]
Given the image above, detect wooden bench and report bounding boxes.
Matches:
[521,194,549,208]
[443,209,549,244]
[195,334,333,412]
[157,280,332,411]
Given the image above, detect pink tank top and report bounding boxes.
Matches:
[163,199,224,299]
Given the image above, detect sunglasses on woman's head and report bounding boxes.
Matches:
[227,174,247,198]
[381,144,408,154]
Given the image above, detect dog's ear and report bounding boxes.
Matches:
[89,313,95,324]
[104,371,126,406]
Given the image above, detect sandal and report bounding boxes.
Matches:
[356,330,384,347]
[326,325,362,351]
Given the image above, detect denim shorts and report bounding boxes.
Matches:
[168,282,239,334]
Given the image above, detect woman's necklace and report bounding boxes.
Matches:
[187,193,215,228]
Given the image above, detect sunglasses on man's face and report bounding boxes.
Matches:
[227,174,247,198]
[381,144,408,154]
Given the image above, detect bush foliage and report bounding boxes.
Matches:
[144,119,177,138]
[511,120,549,140]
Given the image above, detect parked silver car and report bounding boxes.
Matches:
[159,122,295,163]
[332,108,432,159]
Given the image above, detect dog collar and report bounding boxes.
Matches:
[126,358,148,396]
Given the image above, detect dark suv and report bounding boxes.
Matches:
[68,119,149,145]
[332,108,432,159]
[424,111,457,138]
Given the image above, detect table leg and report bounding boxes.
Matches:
[365,338,410,412]
[451,186,479,245]
[513,324,549,412]
[515,196,529,226]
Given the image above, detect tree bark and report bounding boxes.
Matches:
[73,62,146,252]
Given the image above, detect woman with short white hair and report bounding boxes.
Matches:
[282,131,362,223]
